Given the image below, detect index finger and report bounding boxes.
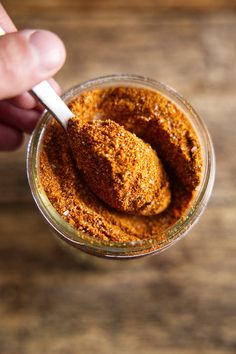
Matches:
[0,4,17,32]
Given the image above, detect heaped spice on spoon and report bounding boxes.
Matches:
[40,87,203,243]
[67,118,171,215]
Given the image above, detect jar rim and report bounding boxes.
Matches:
[27,74,215,258]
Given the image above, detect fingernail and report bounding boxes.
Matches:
[22,29,66,72]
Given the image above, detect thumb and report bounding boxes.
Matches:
[0,29,66,100]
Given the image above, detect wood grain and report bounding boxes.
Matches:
[0,1,235,353]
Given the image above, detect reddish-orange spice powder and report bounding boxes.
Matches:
[67,118,171,216]
[39,87,203,243]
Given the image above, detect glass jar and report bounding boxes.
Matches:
[27,74,215,259]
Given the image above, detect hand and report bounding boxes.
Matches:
[0,4,66,150]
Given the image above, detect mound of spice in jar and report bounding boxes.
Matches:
[40,87,202,243]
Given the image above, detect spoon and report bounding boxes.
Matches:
[0,26,74,129]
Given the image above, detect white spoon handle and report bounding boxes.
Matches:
[31,81,74,129]
[0,26,74,129]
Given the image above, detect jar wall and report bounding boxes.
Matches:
[27,74,215,259]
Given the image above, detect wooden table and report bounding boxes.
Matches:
[0,1,235,353]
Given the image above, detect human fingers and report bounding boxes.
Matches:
[6,78,62,110]
[0,122,23,151]
[0,29,66,100]
[0,100,41,134]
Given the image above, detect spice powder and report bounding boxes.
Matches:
[40,87,203,243]
[67,118,171,216]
